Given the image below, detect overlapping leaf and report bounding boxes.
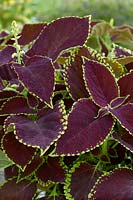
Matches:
[5,102,67,151]
[114,45,133,57]
[2,132,36,167]
[56,99,113,155]
[83,59,118,107]
[109,103,133,134]
[18,23,46,45]
[90,168,133,200]
[65,54,89,100]
[12,56,54,104]
[0,46,15,65]
[113,131,133,152]
[0,96,36,115]
[110,96,129,108]
[26,17,90,61]
[19,154,43,179]
[0,63,17,81]
[118,73,133,103]
[4,165,19,180]
[36,157,65,183]
[0,178,37,200]
[66,163,102,200]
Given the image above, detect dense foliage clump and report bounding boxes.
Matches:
[0,16,133,200]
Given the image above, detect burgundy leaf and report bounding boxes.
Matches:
[84,59,118,107]
[113,131,133,152]
[0,96,36,115]
[91,168,133,200]
[19,154,43,179]
[36,157,65,183]
[110,96,129,108]
[4,165,19,180]
[2,132,36,167]
[13,56,54,104]
[108,143,126,165]
[26,17,90,60]
[66,54,89,100]
[27,93,45,109]
[0,178,37,200]
[0,31,8,44]
[110,103,133,134]
[18,23,46,45]
[0,46,15,65]
[5,102,66,151]
[114,45,133,57]
[0,91,18,100]
[0,63,17,81]
[68,163,102,200]
[118,73,133,103]
[56,99,113,155]
[0,116,6,143]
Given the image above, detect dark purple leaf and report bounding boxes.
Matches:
[26,17,90,61]
[0,46,15,65]
[0,178,37,200]
[118,73,133,103]
[0,63,17,81]
[109,103,133,134]
[84,59,118,107]
[113,131,133,152]
[0,31,8,37]
[18,23,46,45]
[110,96,129,108]
[114,45,133,57]
[68,163,102,200]
[5,102,67,151]
[63,98,74,111]
[109,143,126,165]
[4,165,19,180]
[66,54,89,100]
[12,56,54,104]
[0,116,6,143]
[36,157,65,183]
[0,91,18,100]
[27,93,44,109]
[91,168,133,200]
[56,99,113,155]
[19,154,43,179]
[2,132,36,167]
[0,96,36,115]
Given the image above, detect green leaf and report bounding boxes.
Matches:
[0,150,13,169]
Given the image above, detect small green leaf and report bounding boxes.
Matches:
[0,150,13,169]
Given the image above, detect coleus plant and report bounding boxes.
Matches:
[0,16,133,200]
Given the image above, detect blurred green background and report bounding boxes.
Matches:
[0,0,133,30]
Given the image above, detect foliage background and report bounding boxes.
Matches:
[0,0,133,30]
